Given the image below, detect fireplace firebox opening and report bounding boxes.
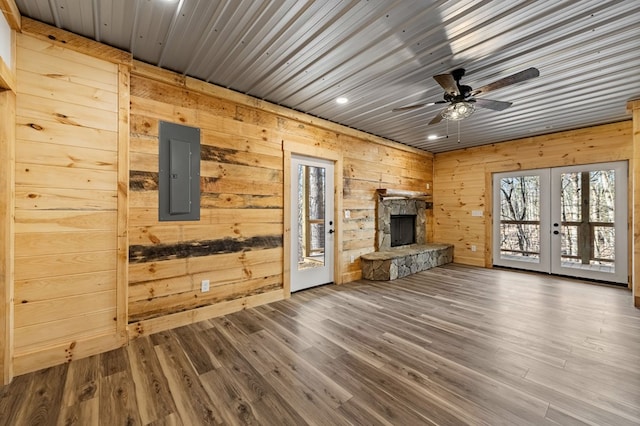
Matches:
[390,214,416,247]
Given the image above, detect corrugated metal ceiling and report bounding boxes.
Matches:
[14,0,640,153]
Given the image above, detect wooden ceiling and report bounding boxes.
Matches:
[14,0,640,152]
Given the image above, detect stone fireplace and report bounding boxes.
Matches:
[376,197,426,250]
[361,189,453,281]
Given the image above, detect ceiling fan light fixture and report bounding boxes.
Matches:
[441,101,475,121]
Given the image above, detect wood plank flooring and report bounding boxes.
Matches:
[1,264,640,425]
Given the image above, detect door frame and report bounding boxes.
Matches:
[283,141,343,297]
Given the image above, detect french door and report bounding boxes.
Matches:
[290,155,335,292]
[493,162,627,284]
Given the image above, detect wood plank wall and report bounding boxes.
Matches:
[5,18,432,375]
[128,63,433,336]
[12,32,128,375]
[433,121,633,270]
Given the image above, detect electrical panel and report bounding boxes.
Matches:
[159,121,200,221]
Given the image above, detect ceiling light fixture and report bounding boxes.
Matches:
[441,101,475,121]
[427,134,439,140]
[336,97,349,104]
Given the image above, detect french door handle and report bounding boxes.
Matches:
[328,229,335,234]
[553,230,559,235]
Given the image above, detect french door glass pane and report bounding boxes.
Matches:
[560,172,581,222]
[297,165,326,270]
[499,175,541,261]
[559,169,615,271]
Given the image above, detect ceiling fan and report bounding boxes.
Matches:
[393,67,540,125]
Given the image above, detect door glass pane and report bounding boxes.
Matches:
[559,169,615,272]
[498,175,541,261]
[297,165,326,270]
[560,172,581,222]
[590,170,615,271]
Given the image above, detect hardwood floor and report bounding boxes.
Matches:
[2,264,639,425]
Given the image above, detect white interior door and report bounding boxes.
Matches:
[493,162,628,284]
[290,155,335,292]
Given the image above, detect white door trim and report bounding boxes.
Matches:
[283,142,343,297]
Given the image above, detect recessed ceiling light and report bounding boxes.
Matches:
[336,97,349,104]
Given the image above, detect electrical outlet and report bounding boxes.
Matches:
[201,279,210,292]
[471,245,477,252]
[426,183,430,190]
[345,210,351,219]
[350,255,355,263]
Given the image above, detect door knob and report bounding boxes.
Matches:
[553,230,559,235]
[328,229,335,234]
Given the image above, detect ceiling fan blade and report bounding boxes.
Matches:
[471,67,540,96]
[428,111,444,125]
[433,73,459,95]
[392,102,435,112]
[474,98,513,111]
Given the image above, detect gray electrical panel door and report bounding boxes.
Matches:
[159,121,200,221]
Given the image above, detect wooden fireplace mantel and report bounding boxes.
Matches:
[376,188,432,201]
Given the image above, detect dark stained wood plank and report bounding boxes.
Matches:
[99,370,142,426]
[0,372,40,425]
[13,363,67,425]
[127,337,177,424]
[153,337,222,425]
[100,347,128,377]
[57,398,99,426]
[60,354,99,407]
[170,326,219,375]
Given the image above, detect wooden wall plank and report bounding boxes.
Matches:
[129,275,282,322]
[14,309,116,352]
[17,69,118,112]
[16,140,118,171]
[0,87,16,384]
[128,290,284,339]
[116,62,130,344]
[628,100,640,306]
[0,0,21,30]
[15,231,116,256]
[17,37,118,87]
[13,333,124,377]
[15,290,116,328]
[15,210,117,233]
[17,93,118,132]
[20,18,130,65]
[15,187,117,211]
[16,116,118,151]
[15,271,115,303]
[14,250,116,281]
